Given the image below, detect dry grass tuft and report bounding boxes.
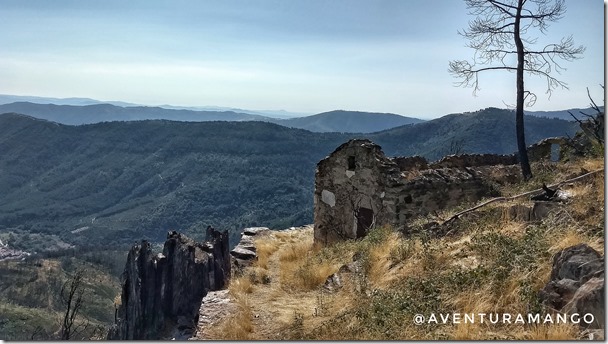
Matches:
[229,276,254,295]
[522,323,580,340]
[278,241,311,263]
[254,239,280,269]
[211,295,254,340]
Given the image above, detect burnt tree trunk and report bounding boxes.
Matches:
[515,0,533,180]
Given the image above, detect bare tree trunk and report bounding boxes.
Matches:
[60,269,86,340]
[515,0,533,180]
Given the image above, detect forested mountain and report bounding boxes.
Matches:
[0,108,577,251]
[525,106,605,121]
[370,107,579,159]
[273,110,424,133]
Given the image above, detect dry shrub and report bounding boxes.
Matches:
[229,276,253,296]
[448,288,497,315]
[451,321,486,340]
[275,238,339,291]
[247,266,271,285]
[211,295,254,340]
[254,239,280,270]
[280,258,335,291]
[522,323,579,340]
[278,241,311,263]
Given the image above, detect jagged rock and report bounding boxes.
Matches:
[231,246,257,260]
[540,278,581,310]
[531,184,572,202]
[540,244,604,329]
[108,229,230,340]
[230,227,270,274]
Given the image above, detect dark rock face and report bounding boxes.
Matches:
[108,229,230,340]
[540,244,604,329]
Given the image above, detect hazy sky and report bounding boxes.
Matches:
[0,0,603,118]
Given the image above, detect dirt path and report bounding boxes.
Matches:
[194,225,336,340]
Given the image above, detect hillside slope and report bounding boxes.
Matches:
[0,109,577,249]
[273,110,424,133]
[0,256,120,340]
[202,157,604,340]
[371,107,578,159]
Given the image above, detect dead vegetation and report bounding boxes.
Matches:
[204,157,604,340]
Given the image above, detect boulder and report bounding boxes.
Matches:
[540,244,604,329]
[548,244,603,283]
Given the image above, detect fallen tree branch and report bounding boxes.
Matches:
[442,168,604,225]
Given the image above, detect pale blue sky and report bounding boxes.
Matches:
[0,0,603,118]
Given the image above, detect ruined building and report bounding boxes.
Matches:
[313,139,531,245]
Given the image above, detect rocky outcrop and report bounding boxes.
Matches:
[230,227,270,275]
[107,229,230,340]
[193,289,238,340]
[540,244,604,329]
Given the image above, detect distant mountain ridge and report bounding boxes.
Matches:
[525,107,605,121]
[0,101,424,133]
[273,110,424,133]
[0,102,272,125]
[0,94,596,134]
[0,94,308,119]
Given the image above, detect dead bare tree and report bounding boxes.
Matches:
[449,0,585,180]
[568,86,604,148]
[60,269,86,340]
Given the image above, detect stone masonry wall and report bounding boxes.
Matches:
[314,139,522,246]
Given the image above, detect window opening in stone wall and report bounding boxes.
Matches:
[347,156,356,170]
[550,143,560,162]
[356,207,374,238]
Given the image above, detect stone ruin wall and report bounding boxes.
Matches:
[313,140,400,245]
[313,138,568,246]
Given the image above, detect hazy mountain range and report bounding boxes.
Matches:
[0,94,597,133]
[0,94,307,119]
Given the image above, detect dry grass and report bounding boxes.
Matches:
[253,238,280,270]
[210,295,254,340]
[229,276,254,295]
[202,158,603,341]
[521,323,580,340]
